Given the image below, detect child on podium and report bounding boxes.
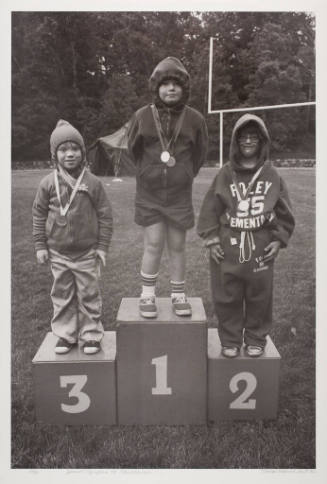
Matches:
[128,57,208,318]
[32,120,113,355]
[197,114,295,358]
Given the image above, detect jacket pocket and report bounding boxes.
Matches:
[166,161,193,189]
[139,163,164,189]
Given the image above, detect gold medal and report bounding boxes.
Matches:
[160,151,170,163]
[238,199,250,212]
[167,156,176,167]
[56,215,67,227]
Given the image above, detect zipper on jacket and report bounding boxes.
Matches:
[163,166,168,204]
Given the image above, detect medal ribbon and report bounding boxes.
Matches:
[229,163,266,264]
[230,164,264,203]
[150,104,186,156]
[57,164,80,189]
[54,166,86,216]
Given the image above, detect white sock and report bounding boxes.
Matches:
[141,285,156,298]
[140,271,158,298]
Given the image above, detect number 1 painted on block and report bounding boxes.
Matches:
[151,355,172,395]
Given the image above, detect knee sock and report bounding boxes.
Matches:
[141,271,158,298]
[170,280,185,298]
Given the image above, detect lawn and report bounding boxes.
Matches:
[11,167,315,469]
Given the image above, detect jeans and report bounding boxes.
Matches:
[49,248,104,343]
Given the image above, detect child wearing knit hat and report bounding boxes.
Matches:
[32,120,113,354]
[128,57,208,318]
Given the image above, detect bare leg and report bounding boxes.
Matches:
[141,221,166,276]
[166,224,186,283]
[167,225,191,316]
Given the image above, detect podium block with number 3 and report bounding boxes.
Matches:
[208,328,281,420]
[32,331,117,425]
[116,297,207,425]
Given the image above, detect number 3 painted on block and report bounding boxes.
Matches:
[60,375,91,413]
[229,372,257,410]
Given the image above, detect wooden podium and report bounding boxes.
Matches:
[207,328,281,420]
[32,300,282,425]
[32,331,117,425]
[116,297,207,425]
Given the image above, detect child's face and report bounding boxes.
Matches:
[238,127,260,160]
[158,79,183,105]
[56,141,83,172]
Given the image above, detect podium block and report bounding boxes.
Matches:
[116,297,207,425]
[32,331,117,425]
[208,328,280,421]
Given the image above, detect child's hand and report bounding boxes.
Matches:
[36,249,49,264]
[96,249,107,267]
[210,243,225,264]
[263,240,281,262]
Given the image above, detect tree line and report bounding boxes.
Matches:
[12,11,315,163]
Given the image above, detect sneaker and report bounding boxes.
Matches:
[222,346,240,358]
[172,294,192,316]
[139,296,157,318]
[55,338,75,354]
[83,341,101,355]
[245,345,264,357]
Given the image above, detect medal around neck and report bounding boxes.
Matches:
[167,156,176,167]
[56,214,68,227]
[160,151,170,163]
[238,199,250,212]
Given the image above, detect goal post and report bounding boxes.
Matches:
[208,37,316,167]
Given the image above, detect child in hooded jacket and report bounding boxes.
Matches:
[128,57,208,318]
[197,114,295,357]
[32,120,113,355]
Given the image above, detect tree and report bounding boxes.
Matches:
[11,11,315,162]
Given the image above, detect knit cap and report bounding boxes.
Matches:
[149,57,190,104]
[50,119,86,161]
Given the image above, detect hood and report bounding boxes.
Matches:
[229,114,270,171]
[149,57,190,107]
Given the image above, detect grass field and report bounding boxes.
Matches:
[11,167,315,469]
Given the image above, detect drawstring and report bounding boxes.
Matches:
[229,164,265,264]
[239,231,256,263]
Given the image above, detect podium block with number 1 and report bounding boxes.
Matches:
[116,297,207,425]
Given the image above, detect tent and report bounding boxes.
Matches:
[88,122,136,177]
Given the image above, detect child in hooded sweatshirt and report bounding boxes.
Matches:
[128,57,208,318]
[33,120,113,355]
[197,114,295,358]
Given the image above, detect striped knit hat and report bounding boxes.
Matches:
[50,119,86,162]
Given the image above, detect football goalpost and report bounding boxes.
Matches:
[208,37,316,167]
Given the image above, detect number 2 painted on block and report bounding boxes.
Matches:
[151,355,172,395]
[60,375,91,413]
[229,372,257,410]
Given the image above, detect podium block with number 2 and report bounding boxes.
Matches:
[116,297,207,425]
[208,328,281,420]
[32,331,117,425]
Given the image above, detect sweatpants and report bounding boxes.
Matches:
[49,248,104,344]
[210,228,274,348]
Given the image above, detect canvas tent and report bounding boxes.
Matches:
[88,122,136,177]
